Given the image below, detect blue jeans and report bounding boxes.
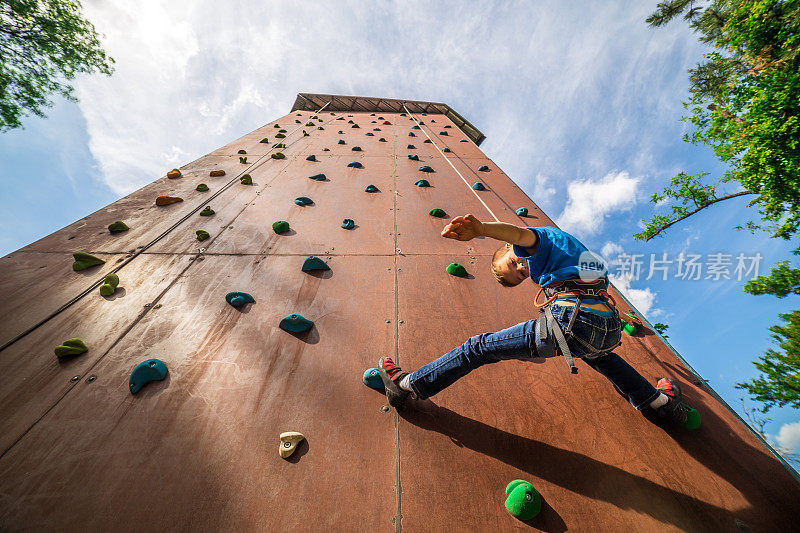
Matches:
[408,303,661,410]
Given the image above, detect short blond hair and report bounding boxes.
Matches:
[491,244,521,287]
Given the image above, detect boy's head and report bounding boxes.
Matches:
[491,243,529,287]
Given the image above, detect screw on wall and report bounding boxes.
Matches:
[70,375,80,382]
[86,375,97,383]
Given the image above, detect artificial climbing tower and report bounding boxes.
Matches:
[0,93,798,531]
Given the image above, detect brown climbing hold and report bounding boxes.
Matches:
[156,196,183,206]
[279,432,306,459]
[210,169,226,177]
[167,169,182,179]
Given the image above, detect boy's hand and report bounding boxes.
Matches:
[441,214,483,241]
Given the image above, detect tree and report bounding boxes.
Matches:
[739,398,799,465]
[653,322,670,339]
[0,0,114,132]
[641,0,800,412]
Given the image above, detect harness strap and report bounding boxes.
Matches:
[544,306,579,374]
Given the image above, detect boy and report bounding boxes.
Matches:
[378,214,688,427]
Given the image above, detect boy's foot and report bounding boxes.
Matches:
[378,356,410,408]
[655,378,688,426]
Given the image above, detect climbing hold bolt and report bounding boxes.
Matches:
[55,338,88,359]
[365,185,379,193]
[129,359,168,395]
[196,183,209,192]
[408,154,419,161]
[363,368,384,390]
[306,155,317,161]
[196,230,210,241]
[341,218,355,229]
[279,313,314,333]
[504,480,541,521]
[516,207,528,217]
[472,182,486,191]
[446,263,468,277]
[279,431,306,459]
[309,173,326,181]
[272,221,290,233]
[72,252,105,271]
[295,197,313,206]
[237,149,247,154]
[347,162,363,168]
[429,208,446,218]
[108,221,129,233]
[418,166,434,173]
[200,206,215,216]
[226,291,255,307]
[271,152,285,159]
[99,273,119,296]
[167,169,182,179]
[156,196,183,206]
[210,169,226,177]
[302,256,330,272]
[415,179,430,187]
[478,165,490,171]
[240,175,253,185]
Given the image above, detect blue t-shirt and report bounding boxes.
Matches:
[512,226,608,288]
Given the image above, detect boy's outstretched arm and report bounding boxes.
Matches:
[441,214,537,248]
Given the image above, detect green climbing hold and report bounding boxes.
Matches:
[341,218,354,229]
[306,121,315,126]
[237,149,247,154]
[260,138,269,143]
[271,152,285,159]
[200,206,215,216]
[442,147,451,153]
[516,207,528,216]
[309,173,326,181]
[338,140,346,145]
[239,156,247,164]
[363,368,384,390]
[418,165,434,173]
[365,184,379,193]
[446,263,468,277]
[279,313,314,333]
[272,220,290,233]
[429,208,447,218]
[72,252,105,271]
[408,154,419,161]
[306,155,317,161]
[317,126,324,130]
[683,405,702,429]
[99,272,120,296]
[378,138,386,142]
[295,197,313,206]
[322,148,330,151]
[296,119,301,123]
[478,165,490,171]
[275,133,286,139]
[347,161,363,168]
[196,183,209,192]
[273,143,286,148]
[407,144,416,149]
[129,359,168,395]
[226,291,255,307]
[504,480,541,521]
[273,124,280,128]
[472,182,486,191]
[55,338,88,359]
[108,221,129,233]
[415,179,430,187]
[302,256,330,272]
[240,174,253,185]
[279,129,287,133]
[352,146,362,152]
[623,322,637,336]
[196,230,210,241]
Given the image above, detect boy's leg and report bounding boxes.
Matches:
[581,352,661,410]
[406,319,538,400]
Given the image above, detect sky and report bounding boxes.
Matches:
[1,0,799,462]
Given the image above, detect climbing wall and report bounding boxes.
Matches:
[1,96,799,532]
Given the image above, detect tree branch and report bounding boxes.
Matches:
[645,190,758,241]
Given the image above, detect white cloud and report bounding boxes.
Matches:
[531,173,557,210]
[601,241,624,260]
[774,420,800,453]
[556,171,641,237]
[609,272,659,318]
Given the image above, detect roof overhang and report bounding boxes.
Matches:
[291,93,485,146]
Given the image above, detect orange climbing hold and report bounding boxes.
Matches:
[167,169,182,179]
[156,196,183,206]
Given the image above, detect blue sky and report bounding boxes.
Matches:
[2,0,799,460]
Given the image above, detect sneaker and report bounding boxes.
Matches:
[656,377,688,426]
[378,356,410,408]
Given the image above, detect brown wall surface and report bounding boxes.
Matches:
[0,106,798,532]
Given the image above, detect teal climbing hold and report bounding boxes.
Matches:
[371,120,377,123]
[196,230,210,241]
[306,155,317,161]
[347,162,363,168]
[226,291,255,307]
[365,184,379,193]
[272,220,290,233]
[444,125,452,128]
[460,139,468,142]
[99,272,119,296]
[516,207,528,217]
[108,221,129,233]
[408,154,419,161]
[447,263,468,277]
[429,208,447,218]
[378,138,386,142]
[430,119,436,122]
[478,165,490,171]
[302,256,330,272]
[351,146,362,152]
[439,131,448,136]
[129,359,168,395]
[408,132,416,137]
[338,130,344,134]
[421,113,427,116]
[362,368,384,390]
[423,139,432,143]
[407,144,416,149]
[400,113,406,116]
[418,165,434,173]
[338,140,346,144]
[72,252,105,271]
[412,125,420,130]
[342,218,355,229]
[365,132,374,136]
[373,128,381,131]
[196,183,209,192]
[442,147,451,153]
[415,179,430,187]
[418,121,425,125]
[55,338,88,358]
[309,173,326,181]
[347,120,354,124]
[351,124,360,129]
[295,197,313,206]
[504,480,541,520]
[472,182,486,191]
[279,313,314,333]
